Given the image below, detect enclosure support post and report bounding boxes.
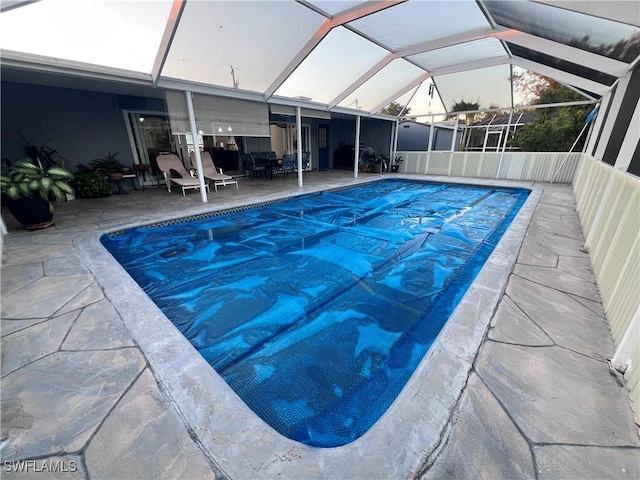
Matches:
[448,117,459,176]
[496,64,515,179]
[496,108,513,179]
[391,119,398,170]
[185,90,208,203]
[354,115,361,178]
[426,114,434,175]
[296,106,303,187]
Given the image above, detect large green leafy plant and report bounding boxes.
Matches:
[1,158,74,201]
[73,164,112,198]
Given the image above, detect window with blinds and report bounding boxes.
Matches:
[165,91,270,137]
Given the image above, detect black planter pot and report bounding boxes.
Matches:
[5,197,55,230]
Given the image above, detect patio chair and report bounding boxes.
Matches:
[242,153,266,180]
[292,152,311,178]
[280,153,297,180]
[189,151,239,192]
[156,154,209,196]
[302,152,311,176]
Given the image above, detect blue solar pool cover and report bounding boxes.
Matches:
[101,179,529,447]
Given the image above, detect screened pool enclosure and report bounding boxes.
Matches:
[1,1,637,130]
[1,0,639,427]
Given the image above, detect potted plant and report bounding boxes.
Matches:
[133,163,151,173]
[19,134,69,170]
[391,155,403,173]
[73,164,113,198]
[90,151,124,180]
[1,158,74,230]
[371,153,389,173]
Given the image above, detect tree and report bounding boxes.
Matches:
[446,99,481,125]
[511,70,562,106]
[446,100,481,150]
[380,102,410,117]
[511,70,562,105]
[509,84,591,152]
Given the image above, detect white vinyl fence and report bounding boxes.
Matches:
[573,156,640,424]
[396,151,582,183]
[396,150,639,423]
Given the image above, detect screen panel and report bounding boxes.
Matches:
[163,1,325,93]
[0,0,173,73]
[485,0,640,63]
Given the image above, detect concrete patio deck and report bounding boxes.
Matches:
[1,171,638,479]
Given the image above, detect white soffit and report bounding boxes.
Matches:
[269,105,331,120]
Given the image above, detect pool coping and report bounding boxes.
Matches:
[75,175,541,478]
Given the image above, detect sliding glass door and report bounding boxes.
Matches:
[124,111,173,186]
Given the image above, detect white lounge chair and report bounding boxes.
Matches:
[156,154,209,196]
[189,151,239,192]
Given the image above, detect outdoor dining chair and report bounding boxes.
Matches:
[280,154,297,180]
[242,153,266,180]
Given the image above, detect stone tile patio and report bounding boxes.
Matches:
[1,171,638,479]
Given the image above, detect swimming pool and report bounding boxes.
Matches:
[101,179,529,447]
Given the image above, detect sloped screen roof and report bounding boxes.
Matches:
[1,0,638,116]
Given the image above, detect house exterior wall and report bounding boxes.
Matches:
[1,80,377,174]
[330,118,393,168]
[397,122,461,151]
[1,81,135,170]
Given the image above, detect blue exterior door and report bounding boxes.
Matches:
[318,124,329,170]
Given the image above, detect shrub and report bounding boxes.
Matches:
[73,169,112,198]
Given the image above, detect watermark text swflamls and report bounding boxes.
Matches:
[3,459,78,473]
